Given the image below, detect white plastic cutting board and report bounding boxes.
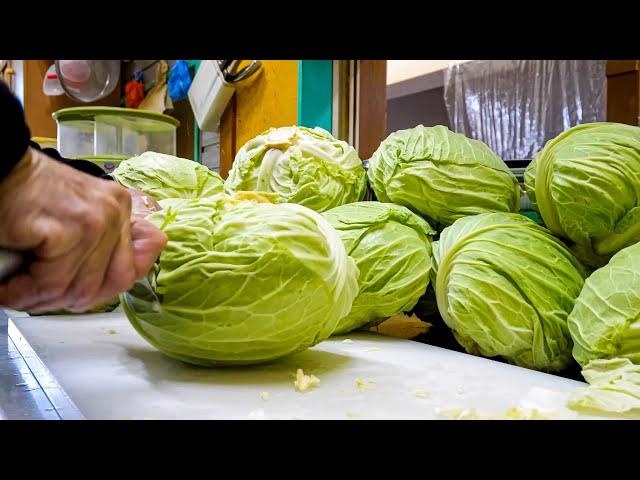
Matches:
[10,311,608,420]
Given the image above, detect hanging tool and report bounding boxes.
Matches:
[220,60,262,84]
[226,60,262,83]
[223,60,242,81]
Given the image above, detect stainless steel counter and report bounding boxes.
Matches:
[0,309,84,420]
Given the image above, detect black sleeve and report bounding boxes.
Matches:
[68,159,116,180]
[0,81,31,182]
[1,87,114,183]
[32,143,115,181]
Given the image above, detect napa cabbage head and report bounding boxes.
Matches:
[323,201,436,335]
[225,126,367,212]
[121,192,359,366]
[367,125,520,229]
[432,212,588,372]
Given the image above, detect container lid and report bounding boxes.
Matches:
[31,137,57,145]
[68,155,129,161]
[52,107,181,128]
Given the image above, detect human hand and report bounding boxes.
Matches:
[0,149,167,313]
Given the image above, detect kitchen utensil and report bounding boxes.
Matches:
[227,60,262,83]
[188,60,235,132]
[55,60,120,103]
[0,248,160,313]
[223,60,242,81]
[121,275,161,314]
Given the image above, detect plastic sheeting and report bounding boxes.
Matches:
[444,60,606,161]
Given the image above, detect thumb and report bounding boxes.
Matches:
[130,218,168,278]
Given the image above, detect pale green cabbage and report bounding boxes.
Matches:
[121,192,359,366]
[112,151,225,200]
[522,152,539,212]
[367,125,520,229]
[524,122,640,266]
[568,241,640,367]
[567,358,640,415]
[323,201,436,335]
[432,212,588,372]
[225,126,367,212]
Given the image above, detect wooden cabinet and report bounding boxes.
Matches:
[357,60,387,160]
[606,60,640,126]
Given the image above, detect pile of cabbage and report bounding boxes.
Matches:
[117,133,434,365]
[117,122,640,417]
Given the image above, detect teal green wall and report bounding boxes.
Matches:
[297,61,333,131]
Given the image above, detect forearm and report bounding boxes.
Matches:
[0,81,30,182]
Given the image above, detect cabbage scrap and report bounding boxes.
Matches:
[567,359,640,415]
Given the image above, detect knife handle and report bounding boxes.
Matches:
[0,248,24,282]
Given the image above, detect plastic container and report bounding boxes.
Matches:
[57,118,95,158]
[42,64,64,96]
[53,107,180,160]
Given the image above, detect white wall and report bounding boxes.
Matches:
[387,60,469,85]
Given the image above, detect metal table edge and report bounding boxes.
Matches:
[1,309,85,420]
